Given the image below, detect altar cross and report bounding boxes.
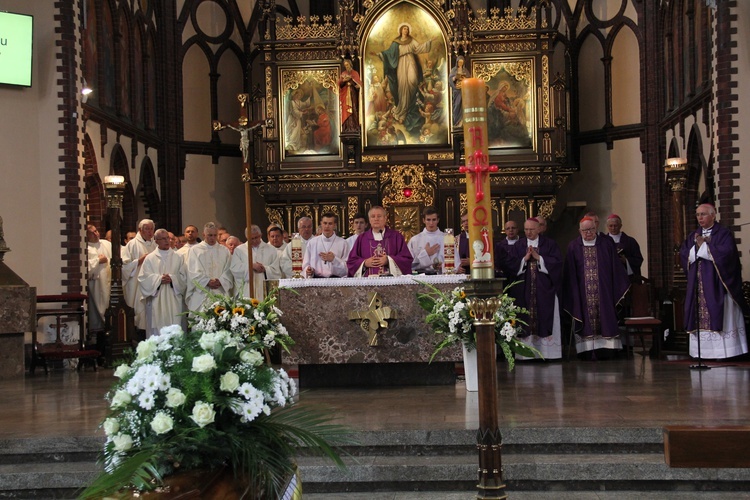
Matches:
[212,93,263,299]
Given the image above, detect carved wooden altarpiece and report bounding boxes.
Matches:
[252,0,573,237]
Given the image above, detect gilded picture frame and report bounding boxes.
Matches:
[361,1,450,148]
[279,66,340,160]
[472,57,536,151]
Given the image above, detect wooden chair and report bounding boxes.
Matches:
[622,280,663,358]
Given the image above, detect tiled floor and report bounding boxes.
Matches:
[1,356,748,438]
[3,356,749,498]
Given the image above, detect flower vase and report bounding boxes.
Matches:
[461,344,478,392]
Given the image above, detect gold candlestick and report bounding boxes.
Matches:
[460,78,498,280]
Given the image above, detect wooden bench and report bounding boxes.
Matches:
[664,425,750,468]
[32,294,100,374]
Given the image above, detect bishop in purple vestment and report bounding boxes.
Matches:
[506,218,564,359]
[347,206,412,277]
[606,214,644,282]
[563,217,630,354]
[679,204,748,358]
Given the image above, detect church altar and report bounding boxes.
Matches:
[272,274,466,387]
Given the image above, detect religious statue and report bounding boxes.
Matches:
[339,59,362,132]
[449,55,470,127]
[215,121,262,163]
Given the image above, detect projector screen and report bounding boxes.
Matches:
[0,11,33,87]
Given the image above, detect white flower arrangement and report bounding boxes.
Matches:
[83,289,348,499]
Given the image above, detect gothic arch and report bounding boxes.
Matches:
[138,157,161,226]
[82,134,106,232]
[111,144,137,236]
[684,125,711,225]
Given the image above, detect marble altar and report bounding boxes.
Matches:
[274,275,466,387]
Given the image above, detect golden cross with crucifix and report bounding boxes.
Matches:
[212,93,263,299]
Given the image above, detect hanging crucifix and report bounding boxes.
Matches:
[212,93,264,299]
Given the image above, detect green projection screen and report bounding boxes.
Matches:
[0,11,33,87]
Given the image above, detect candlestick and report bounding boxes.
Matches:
[291,233,303,279]
[460,78,498,280]
[443,228,455,274]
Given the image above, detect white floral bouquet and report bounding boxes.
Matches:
[82,289,347,499]
[417,282,538,371]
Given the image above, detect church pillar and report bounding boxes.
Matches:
[665,158,688,288]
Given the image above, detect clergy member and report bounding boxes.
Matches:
[122,219,157,334]
[86,224,111,332]
[138,229,186,337]
[507,218,563,360]
[267,224,287,253]
[303,212,349,278]
[278,217,314,278]
[347,205,412,277]
[186,222,232,311]
[606,214,644,283]
[679,203,749,359]
[227,225,280,300]
[176,224,200,261]
[346,213,367,254]
[455,212,470,273]
[563,217,630,358]
[407,207,445,273]
[494,220,521,278]
[226,235,241,255]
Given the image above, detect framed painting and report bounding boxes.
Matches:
[279,67,340,159]
[472,57,536,151]
[361,1,450,147]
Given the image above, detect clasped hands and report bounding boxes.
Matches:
[160,274,172,285]
[696,235,711,248]
[524,246,540,262]
[366,254,388,269]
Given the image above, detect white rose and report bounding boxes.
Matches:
[136,340,157,360]
[220,371,240,392]
[113,364,130,378]
[199,332,219,351]
[159,324,183,337]
[112,433,133,452]
[102,418,120,436]
[150,413,174,435]
[191,353,216,373]
[111,390,132,408]
[239,349,263,366]
[165,388,186,408]
[190,401,216,428]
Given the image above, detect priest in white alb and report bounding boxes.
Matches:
[122,219,156,332]
[277,216,314,278]
[227,225,280,300]
[86,224,112,331]
[138,229,186,337]
[303,212,349,278]
[407,207,445,273]
[186,222,232,311]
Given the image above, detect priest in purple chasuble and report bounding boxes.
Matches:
[606,214,644,282]
[347,206,412,277]
[563,217,630,354]
[506,218,564,360]
[679,203,749,359]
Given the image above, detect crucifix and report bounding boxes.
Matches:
[212,93,263,299]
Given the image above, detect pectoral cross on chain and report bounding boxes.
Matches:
[458,127,497,203]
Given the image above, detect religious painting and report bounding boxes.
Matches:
[362,1,450,147]
[472,58,536,151]
[279,67,340,160]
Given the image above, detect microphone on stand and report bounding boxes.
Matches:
[690,227,710,371]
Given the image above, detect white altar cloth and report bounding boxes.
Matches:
[278,274,467,288]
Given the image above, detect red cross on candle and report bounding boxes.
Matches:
[460,149,497,203]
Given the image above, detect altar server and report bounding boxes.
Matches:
[303,213,349,278]
[407,207,445,273]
